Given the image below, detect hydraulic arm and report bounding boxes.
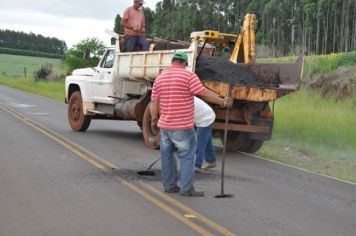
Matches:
[190,13,258,64]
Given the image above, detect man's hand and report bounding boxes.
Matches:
[221,97,233,108]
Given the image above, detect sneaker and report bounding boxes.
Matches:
[201,162,217,170]
[194,167,202,172]
[180,188,204,197]
[164,186,180,193]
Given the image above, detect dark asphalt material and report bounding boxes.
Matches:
[196,56,279,88]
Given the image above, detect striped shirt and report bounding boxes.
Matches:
[151,64,206,130]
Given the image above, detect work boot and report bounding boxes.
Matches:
[164,186,180,193]
[180,188,204,197]
[201,162,217,170]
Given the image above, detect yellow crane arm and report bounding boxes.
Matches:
[230,13,257,64]
[190,13,258,64]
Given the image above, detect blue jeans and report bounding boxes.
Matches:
[124,35,149,52]
[160,128,196,193]
[195,123,216,168]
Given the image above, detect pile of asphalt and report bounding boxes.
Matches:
[195,56,278,88]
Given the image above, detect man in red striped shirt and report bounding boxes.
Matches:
[150,52,232,196]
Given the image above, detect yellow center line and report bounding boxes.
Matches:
[0,104,106,170]
[139,181,237,236]
[0,103,237,236]
[113,175,215,236]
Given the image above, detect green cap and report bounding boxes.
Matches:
[173,52,188,62]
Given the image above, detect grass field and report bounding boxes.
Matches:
[0,75,65,100]
[258,89,356,183]
[0,53,355,183]
[0,54,67,77]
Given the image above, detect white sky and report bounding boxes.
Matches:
[0,0,159,48]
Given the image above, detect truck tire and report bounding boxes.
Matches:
[222,131,247,152]
[142,105,160,149]
[240,138,264,153]
[68,91,91,132]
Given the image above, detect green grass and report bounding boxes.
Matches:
[0,54,67,77]
[273,89,355,148]
[258,89,356,183]
[0,75,65,100]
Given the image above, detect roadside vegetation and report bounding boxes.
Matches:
[259,89,356,183]
[0,51,355,183]
[258,51,356,183]
[0,54,66,100]
[0,75,64,101]
[0,54,67,77]
[259,51,356,77]
[64,38,105,71]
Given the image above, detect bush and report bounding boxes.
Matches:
[304,51,356,78]
[34,64,53,81]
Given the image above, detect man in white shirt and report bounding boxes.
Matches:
[194,97,219,170]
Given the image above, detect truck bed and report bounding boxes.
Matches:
[199,55,304,102]
[115,46,303,102]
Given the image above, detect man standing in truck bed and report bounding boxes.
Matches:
[150,52,232,197]
[121,0,148,52]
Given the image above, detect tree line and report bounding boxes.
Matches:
[0,29,67,55]
[115,0,355,56]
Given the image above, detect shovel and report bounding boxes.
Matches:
[137,156,160,176]
[215,86,234,198]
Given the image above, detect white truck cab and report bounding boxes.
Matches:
[65,37,198,148]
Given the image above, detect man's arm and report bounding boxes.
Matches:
[149,100,159,134]
[121,17,133,30]
[199,88,233,108]
[121,9,139,31]
[188,73,232,108]
[149,100,159,121]
[141,12,146,33]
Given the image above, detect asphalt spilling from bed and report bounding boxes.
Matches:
[195,56,279,88]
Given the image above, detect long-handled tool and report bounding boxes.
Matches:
[215,86,234,198]
[137,156,160,176]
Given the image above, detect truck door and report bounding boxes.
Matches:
[91,49,116,104]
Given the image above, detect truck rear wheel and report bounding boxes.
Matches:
[221,131,247,152]
[142,105,160,149]
[240,138,264,153]
[68,91,91,132]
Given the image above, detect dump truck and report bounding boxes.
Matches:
[65,13,304,153]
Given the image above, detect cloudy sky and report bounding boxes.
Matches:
[0,0,158,48]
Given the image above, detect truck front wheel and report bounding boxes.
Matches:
[68,91,91,132]
[142,105,160,149]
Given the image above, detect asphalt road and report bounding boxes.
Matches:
[0,85,355,236]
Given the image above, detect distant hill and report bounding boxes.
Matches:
[0,29,67,55]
